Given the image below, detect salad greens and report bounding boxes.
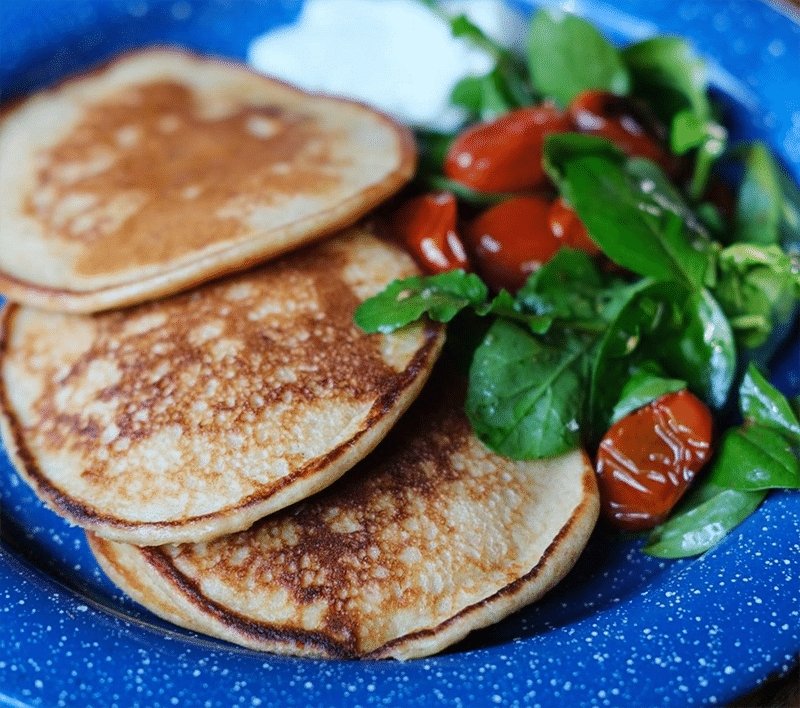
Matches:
[361,6,800,558]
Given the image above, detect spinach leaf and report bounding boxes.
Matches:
[450,68,517,122]
[561,155,714,288]
[514,248,626,331]
[657,288,736,409]
[709,425,800,490]
[622,36,710,125]
[526,10,629,108]
[734,142,783,245]
[713,243,800,350]
[589,280,735,442]
[643,483,766,558]
[611,366,686,423]
[420,173,511,206]
[542,133,625,186]
[739,364,800,441]
[466,320,590,459]
[671,110,728,201]
[354,270,489,333]
[447,13,534,121]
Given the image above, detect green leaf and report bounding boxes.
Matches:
[542,132,625,186]
[515,248,624,329]
[623,36,710,125]
[415,129,454,178]
[611,367,686,423]
[739,364,800,441]
[419,173,511,206]
[657,288,736,409]
[526,9,630,107]
[450,69,516,122]
[734,142,783,245]
[709,425,800,490]
[354,271,489,333]
[713,243,800,350]
[670,110,727,201]
[643,483,766,558]
[589,281,735,441]
[562,155,714,288]
[466,320,589,459]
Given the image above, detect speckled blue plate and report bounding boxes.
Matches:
[1,1,798,706]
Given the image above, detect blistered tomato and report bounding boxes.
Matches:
[391,192,470,274]
[595,390,713,531]
[568,90,675,173]
[464,196,557,292]
[548,198,601,256]
[444,105,571,193]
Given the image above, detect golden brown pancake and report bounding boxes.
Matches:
[0,48,415,313]
[0,225,444,545]
[88,374,599,659]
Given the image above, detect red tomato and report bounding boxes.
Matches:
[568,90,676,173]
[595,390,713,531]
[391,192,470,274]
[548,198,602,256]
[464,196,557,292]
[444,105,572,193]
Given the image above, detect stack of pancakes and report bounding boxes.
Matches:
[0,49,598,659]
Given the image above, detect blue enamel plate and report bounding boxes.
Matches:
[1,1,798,705]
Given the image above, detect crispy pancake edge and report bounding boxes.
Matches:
[0,47,417,314]
[0,302,445,545]
[87,454,599,660]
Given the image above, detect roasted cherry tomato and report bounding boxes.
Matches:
[391,192,470,274]
[568,90,676,173]
[444,105,571,193]
[464,196,557,292]
[548,198,602,256]
[595,390,713,532]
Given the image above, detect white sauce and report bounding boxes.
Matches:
[247,0,528,131]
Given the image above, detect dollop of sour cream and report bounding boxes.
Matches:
[247,0,527,131]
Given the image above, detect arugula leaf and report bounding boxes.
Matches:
[611,366,686,423]
[643,483,766,558]
[542,133,625,185]
[734,142,784,245]
[622,36,710,125]
[561,155,714,288]
[466,320,590,459]
[526,10,629,107]
[713,243,800,350]
[354,271,489,333]
[709,425,800,490]
[739,364,800,442]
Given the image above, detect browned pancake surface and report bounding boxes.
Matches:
[89,376,599,659]
[0,227,444,544]
[0,48,415,311]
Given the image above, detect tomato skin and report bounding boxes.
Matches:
[464,196,559,292]
[568,90,675,173]
[392,192,470,274]
[595,390,713,531]
[547,198,602,256]
[444,105,572,193]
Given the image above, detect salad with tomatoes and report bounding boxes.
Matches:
[355,7,800,558]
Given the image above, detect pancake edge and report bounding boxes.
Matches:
[87,453,599,660]
[0,47,417,313]
[0,302,445,545]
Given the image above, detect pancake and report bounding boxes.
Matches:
[0,225,444,545]
[88,375,599,659]
[0,48,415,313]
